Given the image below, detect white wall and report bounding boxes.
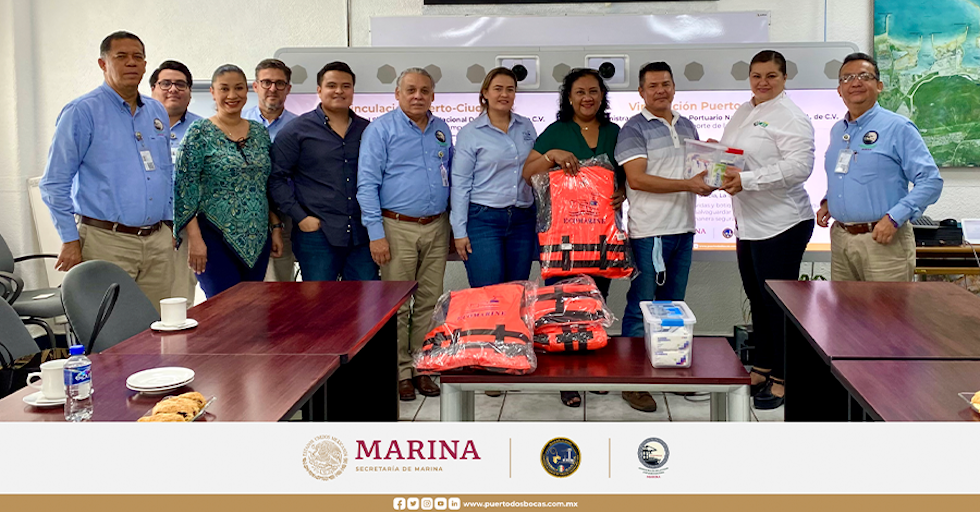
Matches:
[2,0,977,335]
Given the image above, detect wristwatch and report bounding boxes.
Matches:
[270,222,285,230]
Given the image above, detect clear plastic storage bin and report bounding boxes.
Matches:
[640,301,697,368]
[684,140,746,189]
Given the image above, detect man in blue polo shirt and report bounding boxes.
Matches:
[270,61,377,282]
[614,62,713,413]
[149,60,201,164]
[357,67,452,402]
[150,59,202,305]
[40,31,174,312]
[817,53,943,281]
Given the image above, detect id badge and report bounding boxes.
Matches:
[140,149,156,171]
[440,163,449,187]
[834,149,853,174]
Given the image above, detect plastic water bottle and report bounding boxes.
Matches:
[64,344,93,422]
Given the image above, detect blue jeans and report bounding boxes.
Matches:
[196,216,271,299]
[462,203,536,287]
[292,228,379,281]
[621,233,695,337]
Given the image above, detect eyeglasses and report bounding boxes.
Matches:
[258,79,289,90]
[838,73,879,84]
[156,80,189,91]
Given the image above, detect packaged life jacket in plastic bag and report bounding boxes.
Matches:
[531,276,612,353]
[532,275,613,328]
[533,323,609,353]
[531,155,635,280]
[415,282,538,375]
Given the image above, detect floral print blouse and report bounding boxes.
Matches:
[174,119,272,268]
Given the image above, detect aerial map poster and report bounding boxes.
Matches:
[874,0,980,167]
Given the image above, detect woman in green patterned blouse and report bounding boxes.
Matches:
[174,64,283,298]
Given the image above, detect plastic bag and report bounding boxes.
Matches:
[531,155,635,280]
[531,275,613,328]
[534,324,608,353]
[415,281,538,375]
[684,139,746,188]
[531,276,611,353]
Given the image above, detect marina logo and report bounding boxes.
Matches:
[637,437,670,477]
[303,435,348,481]
[541,437,580,478]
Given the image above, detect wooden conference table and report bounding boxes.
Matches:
[440,337,751,421]
[0,281,417,422]
[767,280,980,421]
[831,360,980,422]
[0,353,340,421]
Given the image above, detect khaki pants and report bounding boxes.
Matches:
[171,232,198,307]
[78,223,175,314]
[831,222,915,282]
[380,213,449,381]
[267,215,297,282]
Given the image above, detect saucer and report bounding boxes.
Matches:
[126,367,195,392]
[150,319,198,331]
[23,391,66,408]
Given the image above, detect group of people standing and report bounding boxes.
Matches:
[39,30,943,415]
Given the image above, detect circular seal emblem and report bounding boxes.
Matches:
[303,435,348,481]
[153,118,164,131]
[863,131,878,145]
[435,130,447,143]
[722,228,735,239]
[638,437,669,469]
[541,437,580,478]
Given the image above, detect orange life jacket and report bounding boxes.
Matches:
[415,283,536,375]
[532,282,610,327]
[533,324,609,353]
[535,166,634,280]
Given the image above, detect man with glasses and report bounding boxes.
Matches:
[40,31,174,312]
[150,60,202,305]
[817,52,943,281]
[150,60,201,163]
[243,58,299,282]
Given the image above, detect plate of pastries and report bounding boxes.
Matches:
[958,391,980,414]
[137,392,215,422]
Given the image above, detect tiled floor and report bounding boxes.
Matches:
[400,390,783,422]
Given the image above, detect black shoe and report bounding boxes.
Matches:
[560,391,581,408]
[750,368,771,396]
[753,379,784,410]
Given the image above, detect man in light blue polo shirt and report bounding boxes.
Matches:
[817,52,943,281]
[243,58,298,141]
[149,60,201,164]
[243,58,299,283]
[150,59,202,304]
[357,67,452,401]
[40,31,174,312]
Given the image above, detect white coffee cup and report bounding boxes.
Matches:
[26,359,67,400]
[160,297,188,327]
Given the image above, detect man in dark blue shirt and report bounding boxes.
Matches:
[269,61,378,281]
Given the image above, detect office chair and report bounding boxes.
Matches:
[0,233,64,348]
[61,260,158,354]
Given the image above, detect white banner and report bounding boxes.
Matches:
[1,422,976,494]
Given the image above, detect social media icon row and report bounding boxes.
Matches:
[393,496,461,510]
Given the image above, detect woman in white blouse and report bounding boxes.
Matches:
[719,50,815,410]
